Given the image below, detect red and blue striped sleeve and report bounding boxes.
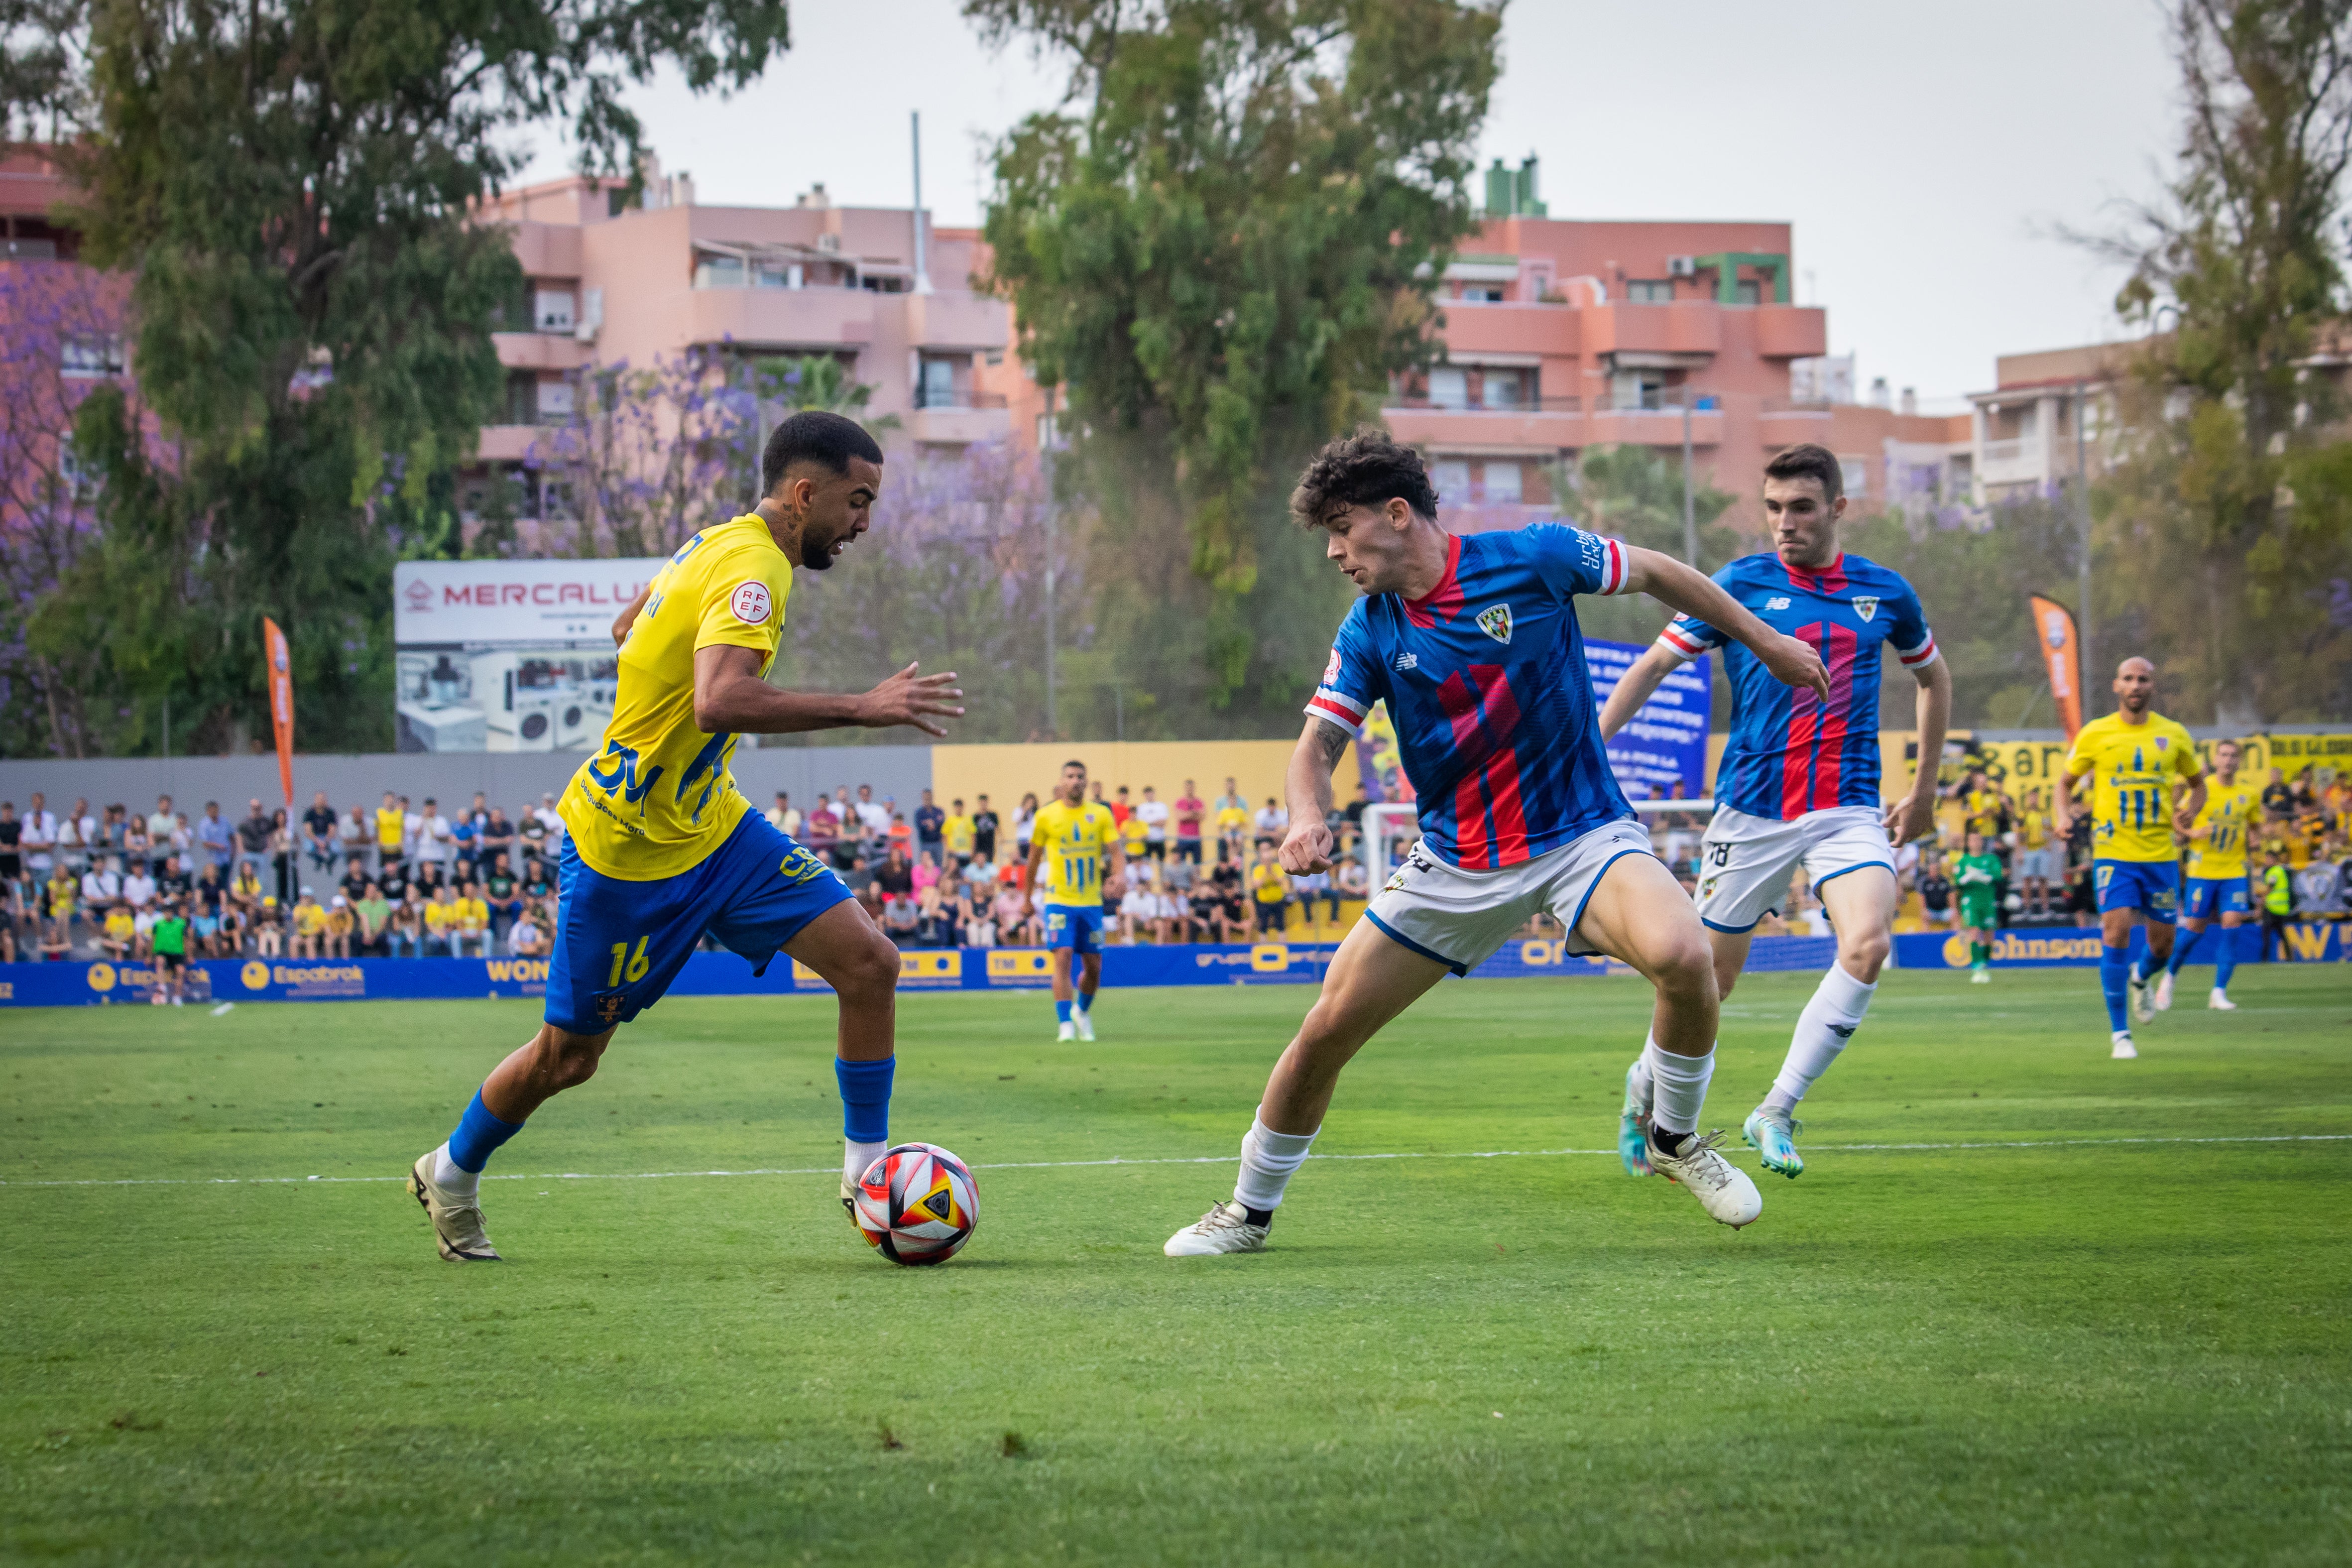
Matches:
[1517,522,1631,600]
[1888,580,1938,671]
[1302,603,1381,739]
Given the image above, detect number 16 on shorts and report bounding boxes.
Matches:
[607,936,650,986]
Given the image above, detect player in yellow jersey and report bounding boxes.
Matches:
[2159,737,2257,1012]
[407,413,964,1263]
[2013,787,2059,916]
[2056,657,2205,1060]
[1023,759,1126,1042]
[374,791,406,873]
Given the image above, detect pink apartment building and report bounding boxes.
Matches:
[467,166,1011,523]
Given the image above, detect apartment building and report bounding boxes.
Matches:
[469,166,1011,521]
[1384,159,1971,530]
[1966,341,2137,505]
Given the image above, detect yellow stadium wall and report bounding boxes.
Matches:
[931,739,1365,821]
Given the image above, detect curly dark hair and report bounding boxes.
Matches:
[1290,429,1439,528]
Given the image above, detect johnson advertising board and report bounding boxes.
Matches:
[392,558,662,754]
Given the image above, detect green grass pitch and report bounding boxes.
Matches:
[4,964,2350,1565]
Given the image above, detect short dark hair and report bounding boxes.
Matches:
[1763,442,1843,503]
[762,410,885,494]
[1062,758,1086,773]
[1291,428,1439,528]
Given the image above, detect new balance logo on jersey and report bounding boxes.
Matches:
[1392,651,1418,672]
[1475,604,1512,644]
[1765,597,1791,610]
[1852,596,1880,622]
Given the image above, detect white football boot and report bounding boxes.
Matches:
[1056,1021,1075,1043]
[2129,966,2154,1023]
[1647,1129,1762,1229]
[1164,1200,1270,1256]
[408,1152,500,1262]
[1074,1008,1096,1042]
[2208,987,2237,1011]
[2111,1031,2138,1060]
[2153,970,2175,1011]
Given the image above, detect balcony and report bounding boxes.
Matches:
[906,290,1010,352]
[1977,436,2049,487]
[686,284,876,350]
[906,396,1011,446]
[1759,397,1833,442]
[1582,301,1720,361]
[1754,304,1828,359]
[1584,401,1722,448]
[492,332,588,372]
[474,425,545,462]
[1431,300,1579,358]
[506,221,583,279]
[1384,396,1583,454]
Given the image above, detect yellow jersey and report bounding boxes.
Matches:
[2064,712,2201,862]
[1031,799,1118,908]
[943,815,975,857]
[2185,778,2259,881]
[375,807,405,849]
[2018,809,2052,850]
[1120,814,1149,857]
[560,515,792,880]
[1250,862,1289,904]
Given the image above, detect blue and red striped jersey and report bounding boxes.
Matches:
[1656,552,1937,822]
[1305,524,1637,870]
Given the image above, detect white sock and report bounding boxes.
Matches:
[1646,1042,1716,1137]
[1766,962,1877,1112]
[430,1142,478,1199]
[1625,1034,1657,1111]
[1232,1114,1318,1213]
[844,1138,886,1186]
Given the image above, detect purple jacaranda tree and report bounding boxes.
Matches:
[0,258,142,756]
[523,348,763,558]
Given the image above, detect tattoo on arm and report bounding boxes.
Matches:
[1310,719,1351,770]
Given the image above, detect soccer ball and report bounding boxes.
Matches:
[852,1143,978,1266]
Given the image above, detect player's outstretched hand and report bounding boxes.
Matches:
[1884,792,1935,849]
[1279,820,1334,875]
[858,663,964,736]
[1756,632,1831,705]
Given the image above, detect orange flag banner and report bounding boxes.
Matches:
[2027,595,2083,739]
[263,616,295,810]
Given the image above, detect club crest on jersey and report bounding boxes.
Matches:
[1475,604,1512,644]
[1323,646,1342,684]
[1851,596,1880,622]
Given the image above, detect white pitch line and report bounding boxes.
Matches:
[2,1133,2347,1191]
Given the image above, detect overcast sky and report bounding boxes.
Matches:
[514,0,2181,403]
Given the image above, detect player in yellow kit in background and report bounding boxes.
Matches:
[2159,736,2259,1012]
[406,413,965,1263]
[1025,760,1126,1042]
[2055,656,2205,1060]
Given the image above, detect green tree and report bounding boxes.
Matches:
[2086,0,2352,724]
[1546,444,1740,647]
[974,0,1502,724]
[21,0,791,755]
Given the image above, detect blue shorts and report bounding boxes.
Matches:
[2183,875,2250,922]
[1042,903,1104,956]
[2094,859,2178,923]
[547,812,852,1034]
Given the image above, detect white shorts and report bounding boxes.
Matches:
[2014,846,2061,881]
[1365,818,1656,974]
[1694,805,1895,934]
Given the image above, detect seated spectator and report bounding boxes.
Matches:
[215,898,249,958]
[508,906,549,957]
[963,890,996,950]
[122,858,157,917]
[1335,856,1369,907]
[1254,797,1288,846]
[1249,842,1291,935]
[391,887,428,958]
[482,853,521,937]
[353,883,391,957]
[229,858,267,918]
[99,903,135,960]
[454,882,493,957]
[303,791,339,871]
[991,883,1032,948]
[81,854,123,917]
[1118,880,1162,945]
[254,896,284,957]
[423,884,461,957]
[291,888,328,958]
[154,853,192,903]
[1294,865,1337,930]
[914,883,948,948]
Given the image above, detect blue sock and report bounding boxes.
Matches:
[446,1088,524,1175]
[2216,928,2238,990]
[2099,945,2131,1033]
[835,1056,893,1144]
[1078,987,1097,1015]
[1055,999,1073,1024]
[2168,927,2204,975]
